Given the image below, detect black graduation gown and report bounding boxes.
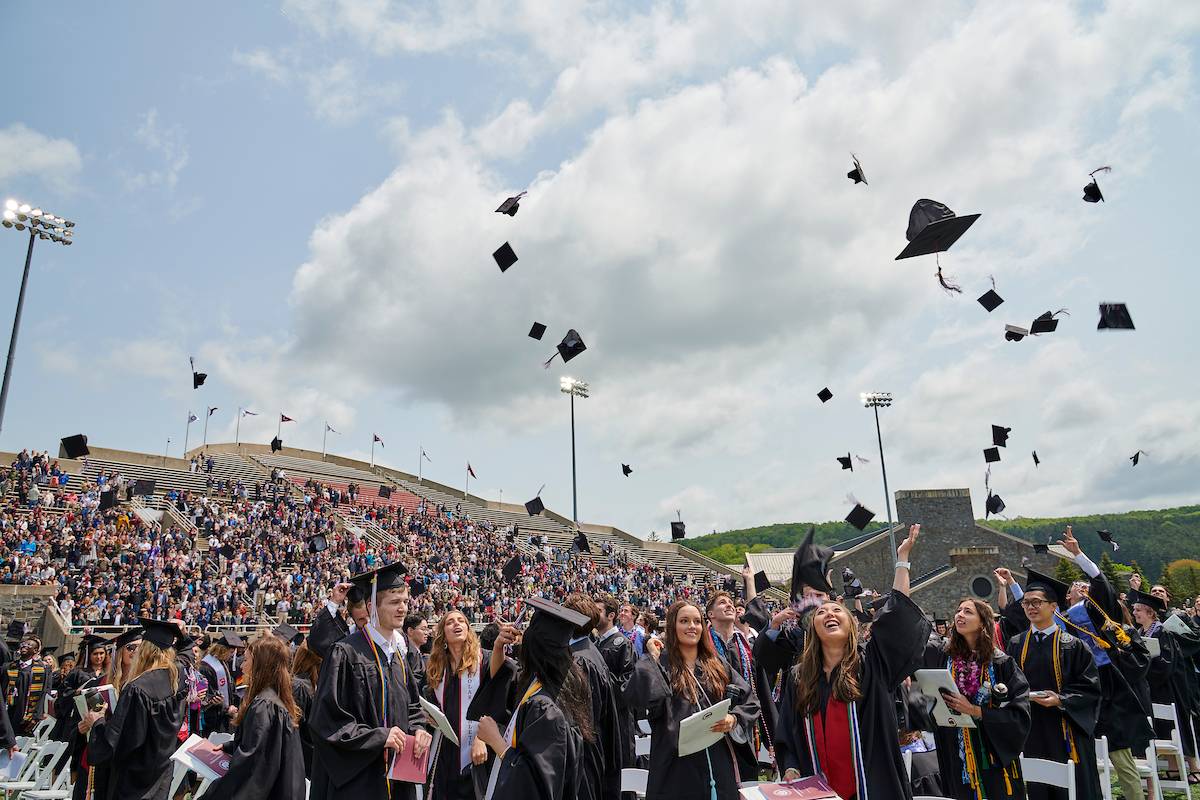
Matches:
[309,629,426,800]
[3,659,49,734]
[570,639,623,800]
[205,689,307,800]
[291,675,315,777]
[918,645,1030,799]
[52,668,104,775]
[775,591,931,800]
[87,651,193,800]
[711,624,772,779]
[487,690,584,800]
[307,605,350,660]
[1148,617,1200,757]
[1006,628,1102,800]
[622,652,760,800]
[423,651,495,800]
[595,629,636,767]
[738,597,782,761]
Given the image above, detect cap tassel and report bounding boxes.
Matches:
[935,258,963,295]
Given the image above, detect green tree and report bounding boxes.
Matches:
[1099,552,1122,587]
[1165,559,1200,600]
[1156,570,1181,603]
[1054,558,1084,583]
[1128,560,1146,584]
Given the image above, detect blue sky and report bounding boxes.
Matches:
[3,1,1199,539]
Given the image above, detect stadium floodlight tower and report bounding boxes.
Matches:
[0,199,75,436]
[560,376,589,524]
[860,391,896,557]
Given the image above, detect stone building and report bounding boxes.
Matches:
[745,487,1066,619]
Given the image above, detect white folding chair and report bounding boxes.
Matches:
[621,768,649,798]
[1093,736,1113,800]
[0,739,67,798]
[634,735,651,757]
[637,719,652,735]
[23,750,73,800]
[1151,702,1189,794]
[902,749,913,779]
[30,717,54,744]
[1020,756,1076,799]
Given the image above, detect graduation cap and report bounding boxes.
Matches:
[501,555,522,583]
[112,628,144,650]
[78,633,108,655]
[60,433,89,459]
[896,199,981,260]
[1096,529,1120,551]
[271,436,283,453]
[41,646,57,656]
[495,191,526,217]
[1097,303,1134,330]
[1083,166,1110,203]
[1129,450,1146,466]
[1030,309,1067,335]
[139,617,189,650]
[307,533,328,554]
[1127,589,1165,613]
[670,520,686,540]
[132,478,156,495]
[985,492,1006,518]
[378,485,392,499]
[528,321,547,340]
[844,503,875,531]
[190,356,207,389]
[350,562,408,597]
[983,447,1001,464]
[977,288,1004,313]
[722,577,738,594]
[217,631,245,649]
[1023,569,1068,606]
[817,387,833,403]
[272,624,304,646]
[572,531,591,554]
[791,527,835,597]
[753,570,771,594]
[1004,324,1029,342]
[1032,451,1040,468]
[992,425,1011,448]
[98,489,117,511]
[524,597,591,651]
[407,577,427,598]
[1033,542,1050,554]
[525,493,545,516]
[493,242,518,272]
[847,153,867,185]
[544,329,586,367]
[837,453,854,471]
[529,534,544,548]
[622,463,632,477]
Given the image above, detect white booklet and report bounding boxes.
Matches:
[1146,638,1161,659]
[0,750,26,780]
[914,669,977,729]
[420,695,460,747]
[677,698,731,757]
[1163,614,1194,638]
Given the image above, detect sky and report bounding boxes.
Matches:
[2,1,1199,540]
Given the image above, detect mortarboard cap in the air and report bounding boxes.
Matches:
[350,561,408,595]
[192,371,207,389]
[307,533,328,554]
[984,447,1001,464]
[525,495,544,516]
[896,199,981,260]
[845,503,875,531]
[272,624,304,646]
[271,436,283,453]
[1004,324,1028,342]
[1096,529,1120,551]
[817,387,833,403]
[1029,311,1061,335]
[502,555,522,583]
[977,289,1004,313]
[139,617,188,650]
[1033,542,1050,554]
[847,154,867,185]
[791,527,835,597]
[1130,450,1145,466]
[378,484,392,499]
[837,453,853,471]
[622,463,632,477]
[985,492,1005,517]
[528,322,547,340]
[1083,167,1110,203]
[552,329,587,365]
[573,531,591,554]
[1097,303,1134,330]
[1032,451,1040,467]
[493,242,518,272]
[670,521,686,540]
[1127,589,1165,613]
[1023,569,1068,606]
[495,191,526,217]
[407,577,427,598]
[60,434,89,459]
[992,425,1011,447]
[753,571,771,594]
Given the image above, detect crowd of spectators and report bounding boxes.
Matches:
[1,448,730,634]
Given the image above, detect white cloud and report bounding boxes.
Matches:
[0,124,82,192]
[231,48,401,124]
[232,48,290,83]
[125,109,189,191]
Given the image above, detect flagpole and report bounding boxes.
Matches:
[464,465,469,499]
[277,415,282,437]
[164,437,170,464]
[322,421,328,461]
[202,408,210,448]
[370,437,375,468]
[235,407,242,446]
[184,413,192,456]
[418,444,422,483]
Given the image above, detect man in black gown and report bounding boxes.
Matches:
[1004,569,1103,800]
[594,594,637,770]
[309,562,432,800]
[3,635,49,735]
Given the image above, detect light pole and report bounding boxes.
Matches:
[860,391,895,557]
[0,199,74,436]
[560,376,589,524]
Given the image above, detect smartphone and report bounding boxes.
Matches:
[1029,690,1049,698]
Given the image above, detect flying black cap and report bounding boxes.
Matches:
[493,242,518,272]
[139,617,188,650]
[791,527,835,597]
[350,561,408,595]
[847,154,867,185]
[670,521,686,540]
[984,447,1001,464]
[837,453,853,471]
[896,199,981,260]
[272,624,304,646]
[817,387,833,403]
[528,322,547,340]
[495,191,526,217]
[977,289,1004,312]
[553,329,586,364]
[1032,451,1041,467]
[1005,324,1028,342]
[407,577,427,598]
[1096,529,1120,551]
[753,570,771,594]
[502,555,522,583]
[1029,311,1061,335]
[845,503,875,531]
[378,485,392,499]
[985,492,1005,517]
[60,434,89,459]
[307,533,328,554]
[1083,167,1110,203]
[1130,450,1145,466]
[1033,542,1050,554]
[573,531,591,554]
[1023,569,1068,606]
[1127,589,1165,613]
[271,436,283,453]
[193,371,207,389]
[992,425,1011,447]
[525,496,545,516]
[622,463,632,477]
[1097,303,1134,330]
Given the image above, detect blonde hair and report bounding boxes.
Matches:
[426,611,482,687]
[107,639,141,690]
[128,641,179,693]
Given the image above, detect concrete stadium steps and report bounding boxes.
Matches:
[283,476,421,514]
[78,453,269,499]
[253,454,389,487]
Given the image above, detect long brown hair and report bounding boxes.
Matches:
[128,641,179,693]
[663,601,728,705]
[236,635,300,727]
[945,598,996,668]
[291,641,321,687]
[425,611,482,687]
[794,601,863,716]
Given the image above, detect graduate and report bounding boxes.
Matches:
[563,593,624,800]
[77,627,142,800]
[290,640,322,777]
[422,609,495,800]
[4,634,50,735]
[308,562,432,800]
[200,634,307,799]
[198,631,243,734]
[706,589,769,779]
[594,594,638,770]
[80,618,193,800]
[50,635,108,792]
[307,581,369,659]
[622,598,759,800]
[919,598,1030,799]
[775,524,930,800]
[473,597,590,800]
[1003,569,1103,800]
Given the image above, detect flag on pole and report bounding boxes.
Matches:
[421,449,431,462]
[242,409,258,417]
[373,434,385,447]
[280,414,294,423]
[188,413,198,423]
[326,423,339,434]
[207,407,219,417]
[467,463,477,479]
